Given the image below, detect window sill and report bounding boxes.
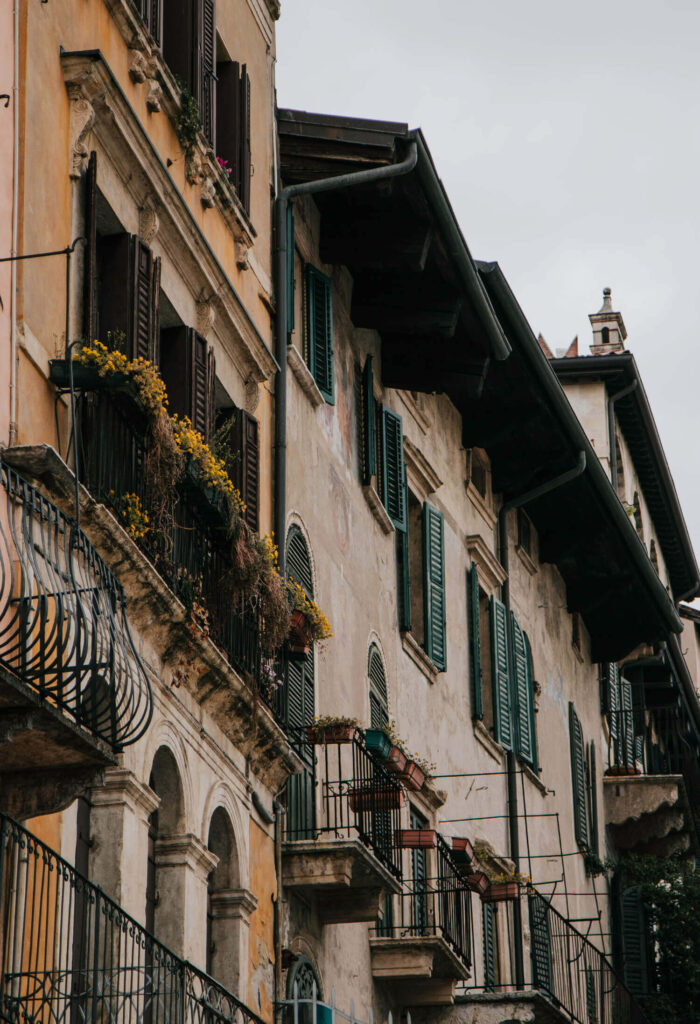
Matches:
[287,345,325,408]
[401,632,439,684]
[515,544,537,577]
[519,761,548,795]
[473,719,506,765]
[572,641,585,665]
[363,481,395,535]
[465,481,497,529]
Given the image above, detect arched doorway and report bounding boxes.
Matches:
[206,806,242,992]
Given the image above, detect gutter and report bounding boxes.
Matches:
[607,380,638,497]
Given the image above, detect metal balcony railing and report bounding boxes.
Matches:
[372,833,472,970]
[77,390,279,719]
[284,729,404,881]
[460,887,649,1024]
[606,705,689,776]
[0,814,264,1024]
[0,463,152,749]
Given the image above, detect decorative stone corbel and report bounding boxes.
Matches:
[235,240,250,271]
[200,176,216,209]
[244,375,260,414]
[128,49,149,84]
[145,78,163,114]
[67,87,95,179]
[139,203,160,245]
[196,299,216,337]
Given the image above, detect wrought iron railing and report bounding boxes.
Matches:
[371,833,472,969]
[0,814,264,1024]
[0,463,152,749]
[284,729,404,880]
[607,705,689,776]
[459,887,649,1024]
[77,390,278,718]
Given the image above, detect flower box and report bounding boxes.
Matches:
[397,760,426,792]
[451,837,477,870]
[604,765,642,777]
[466,872,490,895]
[49,360,131,392]
[384,745,408,776]
[305,723,356,745]
[287,609,312,661]
[363,729,393,761]
[182,460,229,528]
[482,881,520,903]
[395,829,437,849]
[348,785,405,812]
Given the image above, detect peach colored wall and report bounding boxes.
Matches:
[0,1,14,446]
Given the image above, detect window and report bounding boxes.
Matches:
[467,448,489,501]
[401,494,446,670]
[160,327,215,438]
[650,539,659,574]
[571,611,583,658]
[517,508,532,557]
[569,703,589,849]
[134,0,163,46]
[305,266,334,403]
[619,886,652,996]
[285,955,322,1024]
[216,58,252,214]
[614,433,626,501]
[632,492,645,542]
[217,404,259,531]
[368,645,389,728]
[162,0,216,145]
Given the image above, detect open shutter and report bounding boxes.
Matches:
[240,64,251,214]
[621,886,649,996]
[620,676,635,768]
[286,203,295,333]
[160,327,211,437]
[162,0,196,92]
[569,703,589,848]
[524,632,539,771]
[607,662,620,739]
[306,265,334,403]
[132,237,160,363]
[423,503,446,671]
[381,408,405,529]
[529,891,552,994]
[482,902,497,991]
[490,597,512,750]
[229,407,259,532]
[361,356,376,486]
[98,234,159,362]
[198,0,216,147]
[587,741,599,857]
[468,563,483,720]
[368,646,389,728]
[84,152,98,342]
[511,613,535,765]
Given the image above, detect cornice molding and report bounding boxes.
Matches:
[403,436,443,498]
[466,534,506,591]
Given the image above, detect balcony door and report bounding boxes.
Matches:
[285,527,315,838]
[410,807,428,936]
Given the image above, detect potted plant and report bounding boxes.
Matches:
[348,784,405,812]
[605,764,642,777]
[395,828,437,849]
[286,579,333,661]
[305,715,359,745]
[481,871,530,903]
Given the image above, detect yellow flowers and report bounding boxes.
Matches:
[286,578,333,642]
[171,415,246,519]
[109,491,150,540]
[75,341,167,416]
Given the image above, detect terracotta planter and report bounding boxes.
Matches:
[466,872,490,895]
[451,837,477,871]
[605,765,642,777]
[397,760,426,791]
[348,785,405,812]
[287,609,312,660]
[395,828,437,849]
[482,882,519,903]
[363,729,393,760]
[384,745,408,776]
[305,723,356,745]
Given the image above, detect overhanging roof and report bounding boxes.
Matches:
[549,353,699,603]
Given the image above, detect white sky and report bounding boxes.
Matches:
[276,0,700,564]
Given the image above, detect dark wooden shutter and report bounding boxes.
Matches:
[423,503,446,671]
[621,886,649,996]
[468,564,483,719]
[397,533,411,633]
[133,237,160,363]
[286,203,295,333]
[216,59,250,211]
[587,741,599,857]
[381,408,405,529]
[84,152,98,342]
[361,356,376,486]
[368,645,389,728]
[137,0,163,45]
[490,597,512,750]
[511,613,535,766]
[229,407,259,532]
[569,702,589,848]
[163,0,196,92]
[160,327,212,437]
[607,662,620,739]
[286,525,313,597]
[240,64,251,214]
[306,265,334,403]
[98,234,159,362]
[198,0,216,148]
[586,966,599,1024]
[410,807,428,934]
[529,891,552,993]
[482,902,497,991]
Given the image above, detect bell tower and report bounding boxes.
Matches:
[589,287,627,355]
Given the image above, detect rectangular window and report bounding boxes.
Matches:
[225,406,259,532]
[517,508,532,556]
[305,266,334,403]
[160,326,215,439]
[216,60,252,213]
[96,232,161,364]
[422,503,446,671]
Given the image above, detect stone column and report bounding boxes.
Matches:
[154,833,218,965]
[209,888,258,995]
[89,768,160,924]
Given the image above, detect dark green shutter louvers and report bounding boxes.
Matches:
[621,886,649,996]
[423,503,446,671]
[569,702,589,848]
[588,740,599,857]
[381,408,406,529]
[369,645,389,728]
[511,613,535,766]
[620,675,635,767]
[362,356,376,486]
[529,891,553,994]
[306,265,334,404]
[286,204,295,333]
[468,563,483,719]
[482,902,496,991]
[490,596,512,750]
[523,632,539,771]
[607,662,620,739]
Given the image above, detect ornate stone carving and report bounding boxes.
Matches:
[67,89,95,179]
[196,299,216,337]
[139,204,159,245]
[235,240,250,271]
[244,376,260,414]
[128,49,149,84]
[200,176,216,209]
[145,78,163,113]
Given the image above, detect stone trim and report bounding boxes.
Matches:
[466,480,497,529]
[474,719,505,765]
[363,482,395,535]
[401,632,439,684]
[398,390,431,435]
[466,534,507,592]
[210,887,258,920]
[403,437,443,498]
[287,344,325,408]
[515,543,538,576]
[520,761,549,796]
[90,767,161,824]
[155,833,219,882]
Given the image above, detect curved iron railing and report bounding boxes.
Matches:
[0,463,152,749]
[0,814,264,1024]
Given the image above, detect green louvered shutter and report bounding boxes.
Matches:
[607,662,620,740]
[482,902,497,991]
[524,632,539,772]
[361,357,376,486]
[423,503,446,671]
[468,564,483,720]
[286,203,295,334]
[588,741,599,857]
[511,613,535,766]
[529,891,552,994]
[306,265,334,404]
[369,645,389,728]
[397,534,411,633]
[620,677,635,768]
[621,886,649,996]
[285,526,315,838]
[490,597,512,750]
[381,408,406,530]
[569,703,589,848]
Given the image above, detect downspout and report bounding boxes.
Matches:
[273,139,418,571]
[607,380,637,497]
[9,0,20,445]
[497,450,586,989]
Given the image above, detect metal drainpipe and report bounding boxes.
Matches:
[497,450,586,989]
[272,139,418,572]
[607,380,638,496]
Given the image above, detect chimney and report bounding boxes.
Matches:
[589,287,627,355]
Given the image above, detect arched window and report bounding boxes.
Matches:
[286,955,322,1024]
[285,526,315,837]
[601,327,610,345]
[206,807,240,991]
[146,748,185,948]
[368,644,389,728]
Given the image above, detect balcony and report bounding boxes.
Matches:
[0,813,263,1024]
[604,706,695,856]
[370,834,472,1006]
[0,462,152,817]
[282,729,403,924]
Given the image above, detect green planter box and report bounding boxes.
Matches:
[49,360,131,392]
[363,729,392,760]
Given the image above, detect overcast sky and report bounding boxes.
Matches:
[276,0,700,564]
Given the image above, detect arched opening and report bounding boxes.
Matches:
[601,327,610,345]
[206,806,241,990]
[368,644,389,728]
[286,955,322,1024]
[146,747,185,950]
[285,526,315,838]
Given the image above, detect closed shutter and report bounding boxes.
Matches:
[133,237,160,363]
[216,60,251,212]
[620,676,635,768]
[239,64,251,214]
[524,632,539,772]
[137,0,163,46]
[286,526,313,597]
[286,203,295,333]
[83,152,98,342]
[410,807,428,935]
[607,662,620,739]
[285,526,315,836]
[468,564,483,719]
[229,407,259,532]
[381,408,405,529]
[162,0,196,93]
[482,902,497,991]
[361,356,376,486]
[569,703,589,848]
[306,266,334,404]
[511,613,535,766]
[585,966,598,1023]
[621,886,649,996]
[396,529,412,632]
[587,741,599,857]
[160,327,213,438]
[198,0,216,147]
[98,234,160,362]
[423,503,446,671]
[368,645,389,728]
[490,597,512,751]
[529,891,552,994]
